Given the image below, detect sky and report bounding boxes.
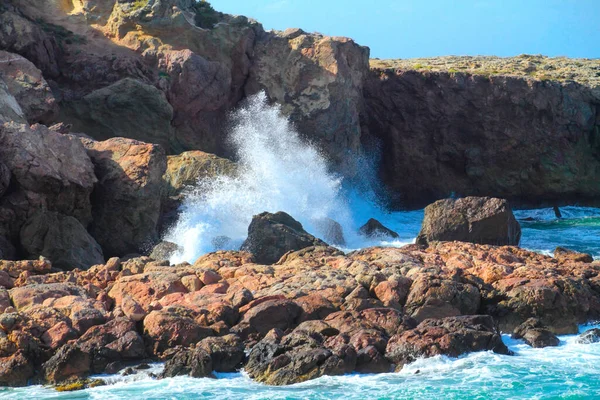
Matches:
[212,0,600,59]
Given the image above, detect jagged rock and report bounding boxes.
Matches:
[0,257,51,279]
[554,247,593,263]
[237,299,302,337]
[0,351,34,387]
[385,315,510,371]
[247,30,370,172]
[0,161,10,199]
[43,344,91,384]
[241,212,328,264]
[416,197,521,246]
[0,50,58,124]
[161,346,213,378]
[196,334,245,372]
[20,211,104,271]
[246,329,354,385]
[66,78,174,150]
[0,122,97,225]
[0,78,26,124]
[577,328,600,344]
[512,318,559,348]
[82,137,167,257]
[143,308,215,354]
[359,218,399,239]
[9,283,89,311]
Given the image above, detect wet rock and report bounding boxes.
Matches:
[246,329,354,385]
[197,334,245,372]
[512,318,559,348]
[20,211,104,271]
[241,212,327,264]
[385,315,510,370]
[359,218,400,239]
[577,328,600,344]
[0,351,34,387]
[416,197,521,246]
[554,247,593,263]
[82,137,167,257]
[161,346,213,378]
[355,345,391,373]
[43,344,91,383]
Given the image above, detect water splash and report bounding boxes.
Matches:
[166,92,409,264]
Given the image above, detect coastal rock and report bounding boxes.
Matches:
[108,271,188,311]
[247,30,370,172]
[149,241,181,262]
[0,162,11,199]
[246,329,353,385]
[0,351,34,387]
[9,283,89,311]
[554,247,593,263]
[83,137,167,257]
[0,50,58,124]
[0,257,51,279]
[0,78,25,124]
[66,78,174,150]
[0,122,97,225]
[313,218,346,246]
[241,212,328,264]
[365,66,600,207]
[161,346,213,378]
[512,318,559,348]
[143,308,215,354]
[416,197,521,246]
[20,211,104,271]
[577,328,600,344]
[237,299,302,337]
[196,334,245,372]
[385,315,510,370]
[43,344,91,384]
[359,218,399,239]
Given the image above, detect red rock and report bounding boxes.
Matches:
[239,299,302,336]
[143,308,215,354]
[108,271,188,311]
[296,294,338,322]
[41,321,78,349]
[373,278,412,309]
[198,269,222,285]
[0,351,34,386]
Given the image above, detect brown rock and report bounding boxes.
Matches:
[554,247,593,263]
[0,351,34,386]
[143,308,215,354]
[82,137,167,257]
[512,318,559,348]
[241,212,328,264]
[417,197,521,246]
[373,278,412,309]
[385,315,510,370]
[197,334,245,372]
[43,344,91,383]
[161,346,213,378]
[9,283,89,311]
[296,294,338,322]
[359,218,399,239]
[239,299,302,336]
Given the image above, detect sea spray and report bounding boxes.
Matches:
[166,92,373,263]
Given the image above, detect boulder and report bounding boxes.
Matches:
[0,257,51,279]
[0,122,97,225]
[416,197,521,246]
[554,247,593,263]
[0,50,58,124]
[66,78,174,150]
[0,351,34,387]
[237,299,302,337]
[512,318,559,348]
[108,271,188,311]
[313,218,346,246]
[241,212,328,264]
[20,211,104,270]
[196,334,245,372]
[143,308,215,354]
[9,283,89,311]
[359,218,399,239]
[82,137,167,257]
[0,161,10,198]
[246,329,354,385]
[385,315,510,370]
[43,344,91,383]
[0,78,26,124]
[577,328,600,344]
[161,346,213,378]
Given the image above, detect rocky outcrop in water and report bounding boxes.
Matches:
[416,197,521,246]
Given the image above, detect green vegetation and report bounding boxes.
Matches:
[55,379,105,392]
[194,0,222,29]
[131,0,149,11]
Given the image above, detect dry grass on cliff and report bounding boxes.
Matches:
[371,55,600,87]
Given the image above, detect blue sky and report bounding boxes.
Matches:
[212,0,600,59]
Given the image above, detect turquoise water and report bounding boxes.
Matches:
[2,326,600,399]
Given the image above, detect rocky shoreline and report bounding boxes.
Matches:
[1,206,599,388]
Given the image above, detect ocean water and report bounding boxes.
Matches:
[3,326,600,399]
[3,93,599,398]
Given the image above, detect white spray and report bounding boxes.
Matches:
[166,92,413,264]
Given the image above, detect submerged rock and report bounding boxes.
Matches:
[241,212,328,264]
[416,197,521,246]
[512,318,560,348]
[577,328,600,344]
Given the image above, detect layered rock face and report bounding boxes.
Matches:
[364,66,600,208]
